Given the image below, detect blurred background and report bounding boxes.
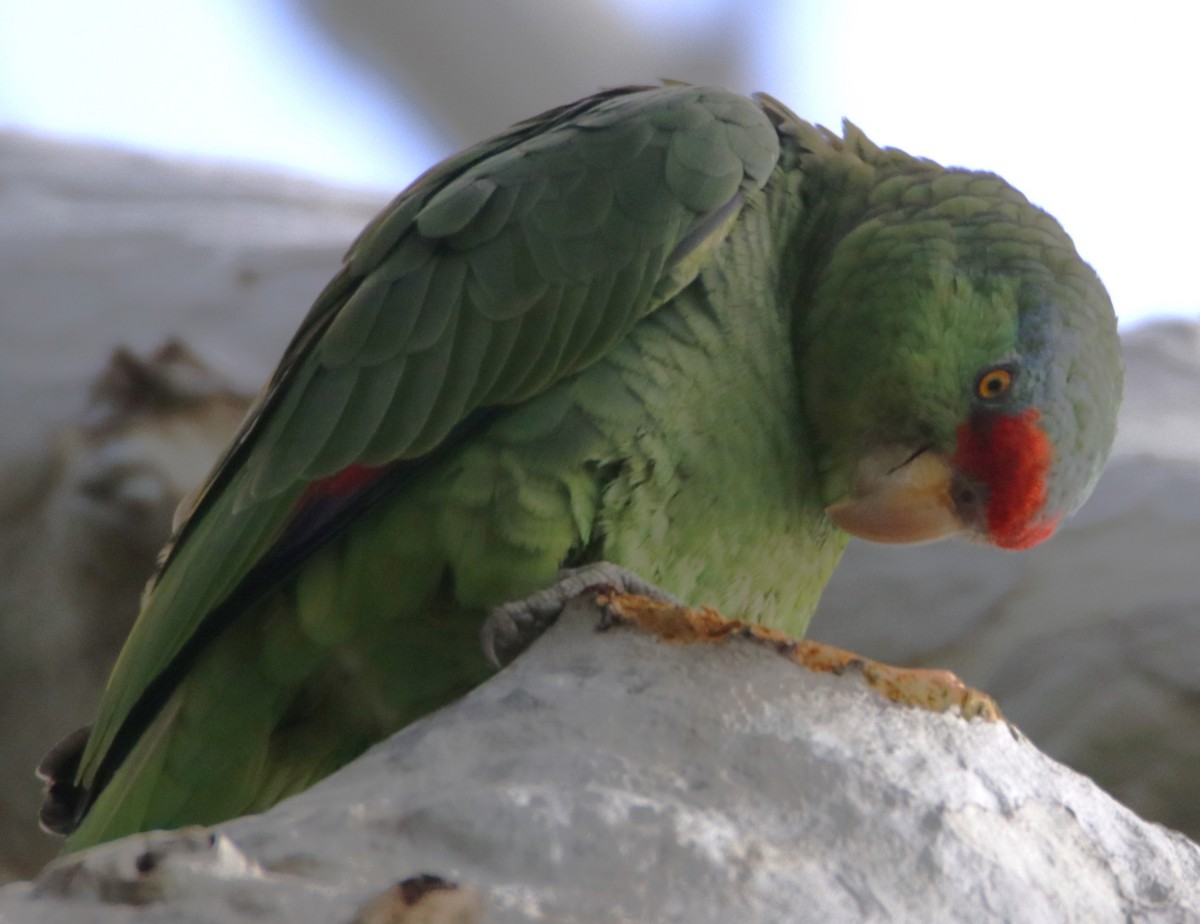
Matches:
[1,0,1196,326]
[1,0,1197,882]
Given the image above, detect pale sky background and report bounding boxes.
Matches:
[0,0,1195,328]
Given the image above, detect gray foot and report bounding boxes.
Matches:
[480,562,678,667]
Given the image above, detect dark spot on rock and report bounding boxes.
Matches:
[398,873,456,905]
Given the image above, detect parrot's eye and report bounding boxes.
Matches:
[974,365,1014,401]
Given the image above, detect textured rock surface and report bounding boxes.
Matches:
[3,599,1199,923]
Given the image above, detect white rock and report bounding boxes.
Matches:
[4,599,1198,923]
[1115,318,1200,463]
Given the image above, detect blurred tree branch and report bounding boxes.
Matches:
[287,0,753,146]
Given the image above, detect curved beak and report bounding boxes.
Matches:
[826,448,964,545]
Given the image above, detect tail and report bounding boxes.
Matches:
[36,726,92,836]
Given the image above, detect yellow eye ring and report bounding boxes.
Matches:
[975,366,1014,400]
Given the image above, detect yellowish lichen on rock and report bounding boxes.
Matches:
[594,591,1001,721]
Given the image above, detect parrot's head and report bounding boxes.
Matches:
[803,161,1122,551]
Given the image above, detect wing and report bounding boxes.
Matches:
[75,84,781,800]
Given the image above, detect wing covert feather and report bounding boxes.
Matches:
[244,84,779,498]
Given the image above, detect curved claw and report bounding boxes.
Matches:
[480,562,678,668]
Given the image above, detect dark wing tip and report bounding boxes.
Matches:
[37,726,92,836]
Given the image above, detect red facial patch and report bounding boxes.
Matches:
[953,408,1059,550]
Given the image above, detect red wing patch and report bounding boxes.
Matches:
[279,462,395,552]
[300,463,390,507]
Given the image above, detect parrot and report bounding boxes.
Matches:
[38,85,1122,852]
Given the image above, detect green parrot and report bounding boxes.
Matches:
[39,85,1122,851]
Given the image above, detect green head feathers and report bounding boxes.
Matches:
[797,123,1122,549]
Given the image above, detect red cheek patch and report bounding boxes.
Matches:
[954,408,1058,550]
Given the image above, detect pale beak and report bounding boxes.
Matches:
[826,448,964,544]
